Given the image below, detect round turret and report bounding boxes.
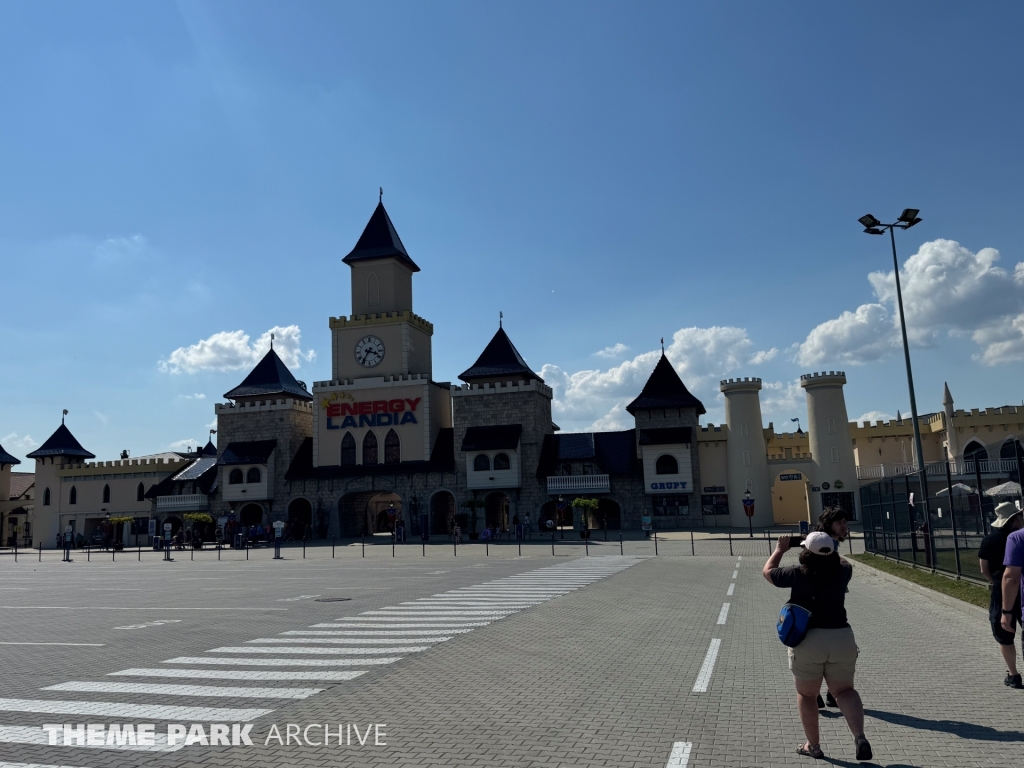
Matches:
[719,377,773,527]
[800,371,858,521]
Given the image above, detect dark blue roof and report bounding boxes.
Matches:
[223,348,313,401]
[26,423,95,460]
[342,202,420,272]
[537,430,639,478]
[593,430,639,475]
[626,355,705,415]
[218,440,277,466]
[0,443,20,466]
[202,439,217,456]
[557,433,595,460]
[459,327,541,383]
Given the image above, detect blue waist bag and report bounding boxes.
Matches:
[777,603,812,647]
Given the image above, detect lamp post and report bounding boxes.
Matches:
[558,495,565,539]
[744,490,753,539]
[858,209,935,560]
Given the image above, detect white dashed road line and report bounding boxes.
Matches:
[727,583,735,596]
[665,740,693,766]
[717,603,730,625]
[692,639,722,693]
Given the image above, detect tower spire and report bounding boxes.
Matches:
[499,311,503,329]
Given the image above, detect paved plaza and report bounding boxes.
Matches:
[0,537,1020,767]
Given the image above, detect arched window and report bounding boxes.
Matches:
[137,482,145,502]
[341,432,356,466]
[742,451,751,466]
[247,467,261,483]
[102,484,110,504]
[828,417,836,434]
[43,487,51,506]
[740,422,749,438]
[493,453,510,471]
[363,431,378,465]
[964,441,988,463]
[1000,439,1023,460]
[69,486,77,505]
[229,468,243,485]
[831,446,840,463]
[474,454,490,472]
[384,429,401,464]
[655,454,678,475]
[367,272,380,306]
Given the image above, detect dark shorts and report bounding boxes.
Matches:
[990,586,1021,646]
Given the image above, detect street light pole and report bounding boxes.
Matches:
[744,490,753,538]
[859,209,935,563]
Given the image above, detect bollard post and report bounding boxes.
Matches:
[849,535,854,555]
[138,543,141,562]
[218,545,221,561]
[486,541,489,557]
[619,531,623,556]
[190,546,193,561]
[392,539,395,558]
[551,533,555,556]
[454,540,457,557]
[422,542,425,557]
[691,529,695,555]
[87,547,90,562]
[246,542,249,561]
[362,535,365,558]
[585,536,589,556]
[332,537,335,559]
[728,530,733,557]
[654,530,658,556]
[518,540,521,557]
[303,540,306,559]
[113,548,116,562]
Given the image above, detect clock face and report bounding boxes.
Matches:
[354,335,385,368]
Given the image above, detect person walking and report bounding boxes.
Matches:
[763,531,872,761]
[980,502,1024,687]
[814,507,849,710]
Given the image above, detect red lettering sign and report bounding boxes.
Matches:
[388,399,405,413]
[405,398,421,411]
[326,404,341,417]
[372,400,388,414]
[358,401,372,415]
[341,403,357,415]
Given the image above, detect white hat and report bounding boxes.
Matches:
[991,501,1022,529]
[802,531,837,556]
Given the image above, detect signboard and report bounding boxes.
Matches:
[811,486,821,492]
[64,525,72,534]
[273,521,284,532]
[641,515,653,531]
[779,473,803,481]
[650,481,688,491]
[741,498,755,518]
[703,486,726,493]
[325,397,421,428]
[821,482,831,490]
[148,519,157,537]
[163,523,172,532]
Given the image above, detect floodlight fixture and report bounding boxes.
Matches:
[858,214,881,229]
[898,208,920,223]
[864,227,885,235]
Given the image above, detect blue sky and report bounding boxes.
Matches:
[2,1,1023,461]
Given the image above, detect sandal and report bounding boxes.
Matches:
[855,734,872,761]
[797,743,825,759]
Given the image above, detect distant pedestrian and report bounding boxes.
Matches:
[980,502,1024,688]
[55,533,62,549]
[763,531,872,761]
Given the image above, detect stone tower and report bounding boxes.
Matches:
[26,419,96,548]
[800,371,858,520]
[720,377,772,527]
[942,382,958,459]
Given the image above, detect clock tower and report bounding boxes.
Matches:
[311,200,451,468]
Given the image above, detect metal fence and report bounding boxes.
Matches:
[860,474,1023,583]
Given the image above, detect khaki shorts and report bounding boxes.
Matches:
[788,626,859,681]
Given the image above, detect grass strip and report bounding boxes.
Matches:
[849,553,990,609]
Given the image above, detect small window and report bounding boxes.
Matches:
[384,429,401,465]
[69,486,77,505]
[474,454,490,472]
[363,431,378,465]
[831,446,840,463]
[493,453,510,471]
[229,468,243,485]
[367,272,380,306]
[828,417,836,434]
[247,467,261,483]
[655,454,678,475]
[43,487,51,506]
[740,422,749,438]
[742,451,751,467]
[102,484,110,504]
[137,482,145,502]
[341,432,356,466]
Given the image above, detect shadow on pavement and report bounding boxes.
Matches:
[865,709,1024,742]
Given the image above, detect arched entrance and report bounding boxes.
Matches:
[288,498,313,540]
[164,515,183,535]
[539,500,569,532]
[430,491,456,535]
[485,492,510,533]
[770,469,810,525]
[598,499,621,530]
[239,504,264,526]
[337,491,403,536]
[964,440,988,465]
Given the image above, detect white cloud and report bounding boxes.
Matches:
[855,410,896,424]
[750,347,779,364]
[796,304,896,366]
[1,432,38,452]
[168,439,198,452]
[178,393,207,400]
[594,343,629,359]
[93,234,150,265]
[799,239,1024,366]
[542,326,776,432]
[159,325,315,374]
[94,411,109,427]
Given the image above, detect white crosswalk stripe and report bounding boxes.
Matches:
[164,656,400,666]
[0,725,180,752]
[283,629,470,636]
[42,682,322,699]
[207,646,428,655]
[247,637,451,645]
[110,669,365,681]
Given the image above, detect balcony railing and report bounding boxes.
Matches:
[547,475,610,494]
[156,494,209,510]
[856,458,1019,480]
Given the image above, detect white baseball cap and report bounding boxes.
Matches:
[802,531,837,556]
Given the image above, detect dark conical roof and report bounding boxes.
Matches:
[202,439,218,456]
[26,423,96,460]
[626,354,706,415]
[0,442,21,466]
[459,326,542,383]
[342,202,420,272]
[223,348,313,401]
